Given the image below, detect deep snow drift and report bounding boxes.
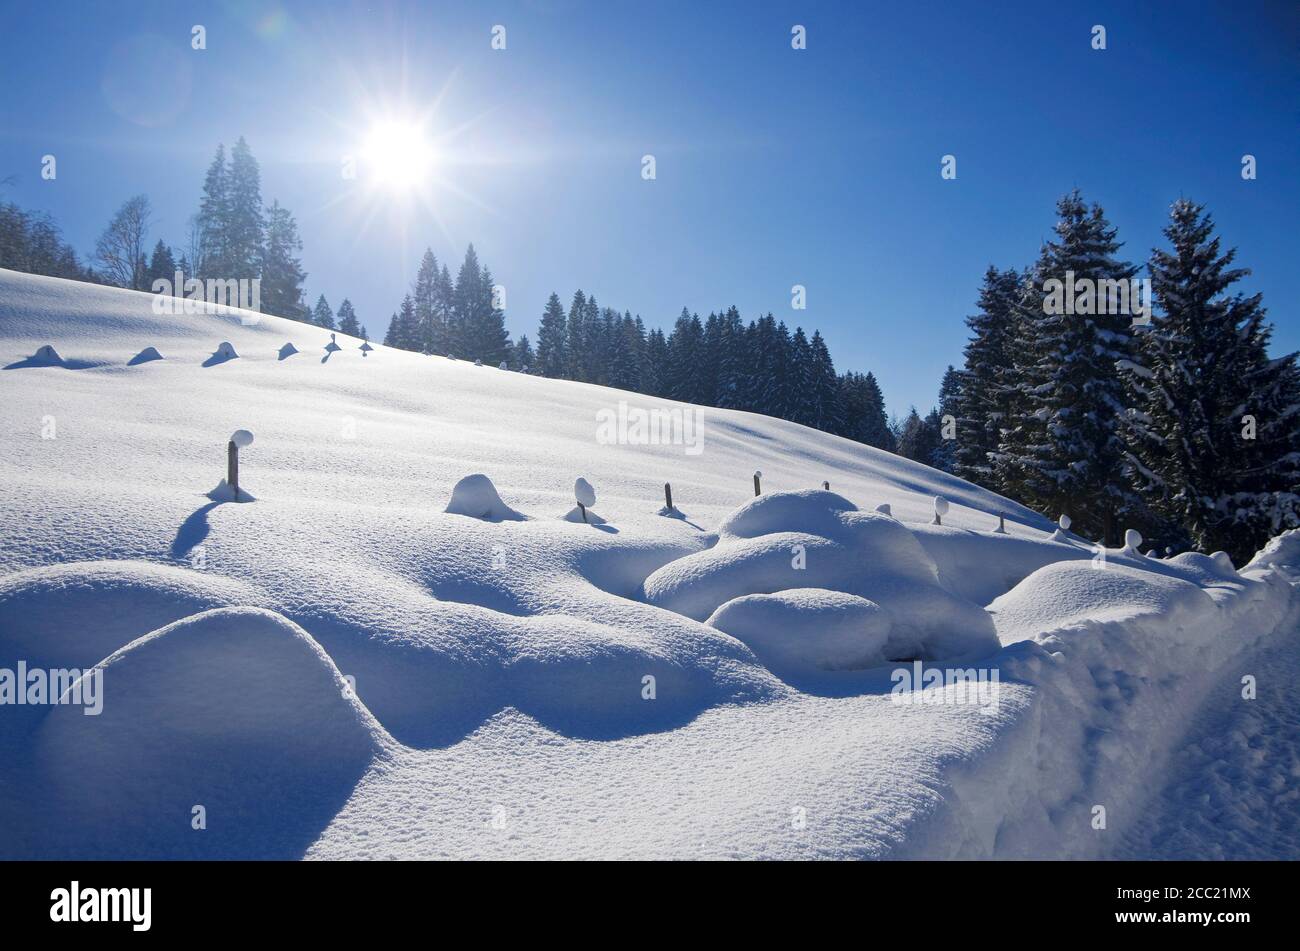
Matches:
[1,269,1297,860]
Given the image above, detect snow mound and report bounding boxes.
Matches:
[718,488,856,539]
[563,505,607,524]
[127,346,162,365]
[706,588,892,673]
[988,560,1215,646]
[0,559,260,672]
[32,607,384,859]
[206,478,255,503]
[444,473,524,521]
[643,490,999,663]
[1244,528,1300,579]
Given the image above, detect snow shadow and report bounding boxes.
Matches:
[170,501,221,560]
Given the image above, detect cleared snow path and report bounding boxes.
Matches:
[1110,613,1300,860]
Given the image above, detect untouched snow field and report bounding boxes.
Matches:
[1,269,1297,859]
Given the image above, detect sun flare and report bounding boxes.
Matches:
[362,119,435,191]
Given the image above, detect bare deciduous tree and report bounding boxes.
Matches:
[95,194,151,289]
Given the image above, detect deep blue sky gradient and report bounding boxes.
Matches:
[2,0,1297,414]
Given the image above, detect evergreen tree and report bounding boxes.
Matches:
[783,327,817,425]
[337,298,361,337]
[993,190,1146,544]
[645,327,669,397]
[196,144,229,278]
[1123,198,1300,561]
[565,291,589,380]
[433,262,455,353]
[260,201,307,320]
[383,312,399,347]
[930,365,963,472]
[535,292,568,377]
[397,294,419,349]
[896,407,941,463]
[955,267,1021,486]
[225,137,264,281]
[413,250,440,353]
[451,244,483,358]
[476,266,512,365]
[714,306,749,409]
[512,334,535,371]
[665,309,706,403]
[808,330,843,432]
[145,240,176,289]
[312,294,335,330]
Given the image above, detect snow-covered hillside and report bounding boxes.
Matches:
[1,269,1296,859]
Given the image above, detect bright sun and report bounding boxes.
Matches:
[362,120,435,191]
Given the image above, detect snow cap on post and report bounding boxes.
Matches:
[575,478,596,508]
[932,495,949,525]
[231,429,254,448]
[1059,514,1071,530]
[1123,528,1142,552]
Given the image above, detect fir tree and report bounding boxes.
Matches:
[1123,198,1300,561]
[196,144,229,278]
[896,408,941,463]
[930,365,963,472]
[225,137,264,281]
[260,201,307,320]
[413,250,440,353]
[955,267,1020,486]
[476,266,511,365]
[512,334,535,371]
[993,190,1146,544]
[312,294,335,330]
[337,298,361,337]
[536,292,568,377]
[145,240,176,289]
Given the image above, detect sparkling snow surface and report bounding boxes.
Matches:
[1,270,1296,859]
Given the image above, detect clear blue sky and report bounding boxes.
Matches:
[2,0,1297,415]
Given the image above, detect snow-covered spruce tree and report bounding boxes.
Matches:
[896,407,940,463]
[666,309,706,403]
[1122,198,1300,562]
[644,327,669,397]
[929,365,963,473]
[395,294,418,350]
[145,240,176,289]
[451,244,483,358]
[564,291,589,381]
[412,250,440,353]
[196,144,229,279]
[809,330,843,434]
[311,294,335,330]
[785,327,818,426]
[382,312,399,347]
[714,306,749,410]
[475,266,511,366]
[337,299,360,337]
[260,201,307,321]
[512,334,535,372]
[535,292,567,377]
[225,137,265,283]
[955,267,1020,486]
[993,190,1147,545]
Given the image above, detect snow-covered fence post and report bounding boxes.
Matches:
[995,512,1006,534]
[575,478,596,524]
[664,482,673,510]
[753,470,762,497]
[822,481,830,490]
[932,495,949,526]
[227,429,254,500]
